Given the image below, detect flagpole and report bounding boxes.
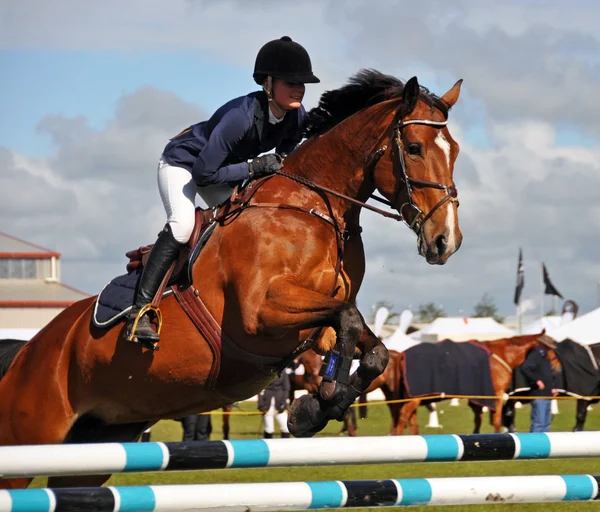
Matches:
[517,304,522,334]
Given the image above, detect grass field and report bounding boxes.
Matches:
[34,398,600,511]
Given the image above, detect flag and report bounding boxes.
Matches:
[513,248,524,305]
[542,263,563,298]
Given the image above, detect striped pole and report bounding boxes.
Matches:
[0,475,598,511]
[1,432,600,478]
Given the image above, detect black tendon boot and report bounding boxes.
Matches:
[126,224,181,347]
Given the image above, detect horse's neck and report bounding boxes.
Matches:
[505,339,537,368]
[284,107,390,217]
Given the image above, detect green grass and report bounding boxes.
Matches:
[34,400,600,511]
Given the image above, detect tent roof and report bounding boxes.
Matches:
[523,316,562,335]
[549,308,600,345]
[417,317,514,334]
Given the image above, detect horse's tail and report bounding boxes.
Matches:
[0,339,28,382]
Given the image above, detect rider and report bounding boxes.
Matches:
[126,36,320,345]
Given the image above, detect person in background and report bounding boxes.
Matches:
[258,371,291,438]
[180,413,212,441]
[520,340,557,432]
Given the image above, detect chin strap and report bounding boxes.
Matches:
[264,76,288,118]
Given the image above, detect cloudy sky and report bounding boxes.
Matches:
[2,0,600,320]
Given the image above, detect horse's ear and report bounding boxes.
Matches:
[540,328,546,335]
[401,76,420,115]
[440,79,463,109]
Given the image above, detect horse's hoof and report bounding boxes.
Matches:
[287,394,329,438]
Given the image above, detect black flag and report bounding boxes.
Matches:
[542,263,563,298]
[514,248,524,305]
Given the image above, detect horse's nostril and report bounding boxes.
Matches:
[435,235,447,255]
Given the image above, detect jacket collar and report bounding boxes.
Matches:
[254,91,297,147]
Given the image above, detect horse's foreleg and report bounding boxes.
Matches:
[491,398,504,433]
[398,400,418,435]
[469,402,483,434]
[260,282,380,436]
[574,400,589,432]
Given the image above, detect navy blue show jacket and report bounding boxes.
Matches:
[520,347,554,397]
[162,91,305,187]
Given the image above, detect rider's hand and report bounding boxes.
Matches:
[248,153,283,179]
[536,380,545,390]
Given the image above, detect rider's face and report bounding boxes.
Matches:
[271,79,305,111]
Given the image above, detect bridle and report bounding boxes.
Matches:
[276,110,459,239]
[368,117,459,237]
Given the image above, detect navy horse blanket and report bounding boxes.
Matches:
[403,339,496,409]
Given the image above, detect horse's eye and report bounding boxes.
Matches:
[407,143,421,156]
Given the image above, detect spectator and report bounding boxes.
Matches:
[258,372,291,438]
[180,414,212,441]
[520,340,557,432]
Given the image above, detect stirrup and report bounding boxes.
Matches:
[126,304,163,342]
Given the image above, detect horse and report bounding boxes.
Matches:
[394,333,561,435]
[0,69,463,489]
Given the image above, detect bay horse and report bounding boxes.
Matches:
[394,333,560,435]
[0,70,463,489]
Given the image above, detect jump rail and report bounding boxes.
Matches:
[1,474,599,511]
[2,432,600,478]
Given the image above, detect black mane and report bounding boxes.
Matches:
[303,69,448,138]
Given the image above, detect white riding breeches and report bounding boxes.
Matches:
[157,159,236,243]
[157,160,197,244]
[263,397,289,434]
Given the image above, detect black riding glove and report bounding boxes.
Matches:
[248,153,283,179]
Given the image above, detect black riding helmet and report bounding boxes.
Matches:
[253,36,320,85]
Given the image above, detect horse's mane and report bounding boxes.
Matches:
[303,69,449,138]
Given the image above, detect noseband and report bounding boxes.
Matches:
[368,117,459,236]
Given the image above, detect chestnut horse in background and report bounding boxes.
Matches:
[394,333,561,435]
[0,70,463,489]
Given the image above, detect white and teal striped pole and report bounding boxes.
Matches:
[0,474,598,511]
[1,432,600,478]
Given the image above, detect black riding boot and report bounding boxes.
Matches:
[126,224,181,346]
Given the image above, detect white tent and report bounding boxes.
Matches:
[548,307,600,345]
[0,329,38,341]
[382,327,420,353]
[523,316,562,335]
[410,317,515,342]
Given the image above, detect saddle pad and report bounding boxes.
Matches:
[93,269,173,328]
[93,221,217,329]
[403,339,496,409]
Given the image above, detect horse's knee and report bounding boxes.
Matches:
[358,342,389,379]
[334,306,363,343]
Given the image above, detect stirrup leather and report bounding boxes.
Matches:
[126,304,163,342]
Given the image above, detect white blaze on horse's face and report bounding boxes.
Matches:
[434,131,458,253]
[435,132,451,168]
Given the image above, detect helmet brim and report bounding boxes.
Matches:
[253,72,320,85]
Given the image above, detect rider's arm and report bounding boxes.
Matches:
[192,109,251,186]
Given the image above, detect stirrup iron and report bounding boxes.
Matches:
[127,304,163,342]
